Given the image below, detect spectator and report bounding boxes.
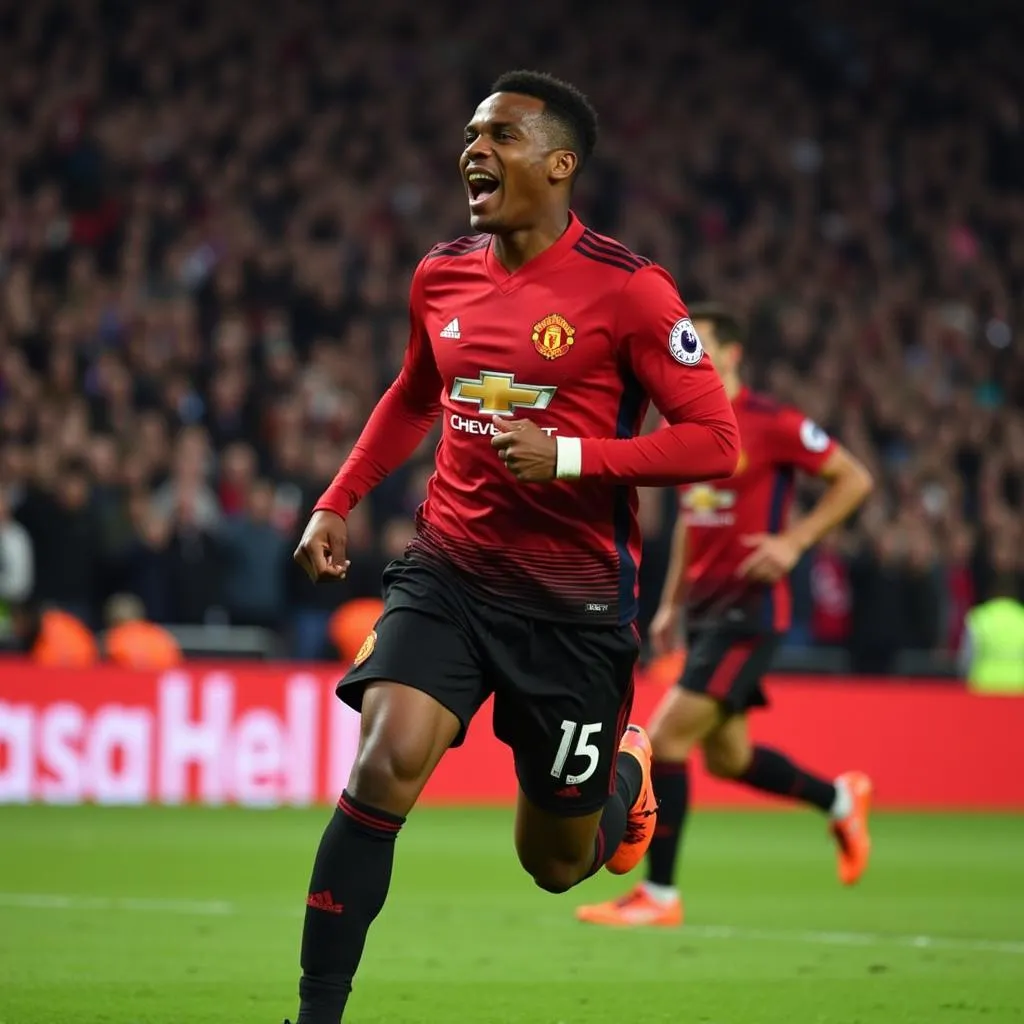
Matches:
[104,592,183,670]
[848,525,908,675]
[809,531,853,648]
[25,606,100,669]
[151,428,221,533]
[117,493,174,624]
[961,548,1024,693]
[902,523,945,653]
[221,479,292,628]
[163,488,226,625]
[943,522,977,652]
[218,442,259,518]
[17,460,104,627]
[0,488,34,639]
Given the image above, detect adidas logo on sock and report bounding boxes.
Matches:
[306,890,344,915]
[440,317,461,339]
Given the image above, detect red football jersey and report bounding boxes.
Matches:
[318,214,738,625]
[678,388,837,632]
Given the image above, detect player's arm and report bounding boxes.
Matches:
[660,512,690,608]
[648,510,689,655]
[564,265,740,486]
[785,446,874,555]
[314,259,442,519]
[739,417,873,584]
[294,260,442,582]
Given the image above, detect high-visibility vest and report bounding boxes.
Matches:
[32,610,99,668]
[965,598,1024,694]
[106,620,183,670]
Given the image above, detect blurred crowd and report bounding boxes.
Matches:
[1,0,1022,668]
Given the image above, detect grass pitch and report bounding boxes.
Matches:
[0,806,1022,1023]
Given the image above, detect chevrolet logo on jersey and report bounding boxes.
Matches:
[450,372,557,416]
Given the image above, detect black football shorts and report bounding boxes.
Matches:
[678,621,781,714]
[339,554,638,816]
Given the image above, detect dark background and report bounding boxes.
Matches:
[0,0,1022,670]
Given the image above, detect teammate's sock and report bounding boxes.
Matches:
[641,881,680,904]
[585,752,643,876]
[645,760,690,888]
[829,776,853,820]
[296,791,405,1024]
[738,745,836,812]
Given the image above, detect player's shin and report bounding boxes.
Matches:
[644,760,690,892]
[585,753,643,876]
[737,745,836,811]
[296,791,405,1023]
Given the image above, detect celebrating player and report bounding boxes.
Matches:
[286,73,740,1022]
[576,303,874,929]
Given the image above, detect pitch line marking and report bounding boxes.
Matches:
[1,893,1022,956]
[0,893,233,915]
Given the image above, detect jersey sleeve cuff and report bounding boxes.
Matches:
[555,436,582,480]
[314,482,354,519]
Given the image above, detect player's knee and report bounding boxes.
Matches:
[703,743,748,779]
[348,737,433,806]
[649,708,700,761]
[515,843,587,894]
[648,715,689,761]
[528,858,584,895]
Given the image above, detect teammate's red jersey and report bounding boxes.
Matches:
[318,214,738,625]
[678,387,836,632]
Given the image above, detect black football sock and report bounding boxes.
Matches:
[296,791,405,1024]
[645,760,690,888]
[585,751,643,877]
[738,745,835,812]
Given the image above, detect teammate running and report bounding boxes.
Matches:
[576,302,874,929]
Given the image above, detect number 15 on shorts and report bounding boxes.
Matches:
[550,720,602,785]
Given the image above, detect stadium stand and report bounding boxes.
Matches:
[0,0,1021,670]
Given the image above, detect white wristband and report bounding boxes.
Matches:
[555,436,582,480]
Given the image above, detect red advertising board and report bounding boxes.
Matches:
[1,661,1022,808]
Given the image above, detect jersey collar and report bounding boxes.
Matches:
[484,212,587,294]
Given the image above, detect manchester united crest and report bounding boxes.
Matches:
[532,314,576,360]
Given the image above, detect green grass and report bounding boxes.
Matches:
[0,807,1022,1023]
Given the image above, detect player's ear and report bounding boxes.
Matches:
[548,149,577,185]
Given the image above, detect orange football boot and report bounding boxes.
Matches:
[576,884,683,927]
[605,724,658,875]
[830,771,873,885]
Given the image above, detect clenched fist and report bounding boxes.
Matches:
[490,416,558,482]
[293,509,351,583]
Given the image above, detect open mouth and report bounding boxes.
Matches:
[466,169,500,210]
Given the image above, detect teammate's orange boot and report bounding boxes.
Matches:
[576,884,683,927]
[605,724,658,875]
[830,771,873,885]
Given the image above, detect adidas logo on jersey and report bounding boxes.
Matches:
[440,318,461,339]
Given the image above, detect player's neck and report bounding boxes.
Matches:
[491,212,570,272]
[722,374,742,401]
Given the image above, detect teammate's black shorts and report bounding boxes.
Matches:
[678,621,781,714]
[339,554,638,816]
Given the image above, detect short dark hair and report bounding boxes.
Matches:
[490,70,598,171]
[687,302,746,347]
